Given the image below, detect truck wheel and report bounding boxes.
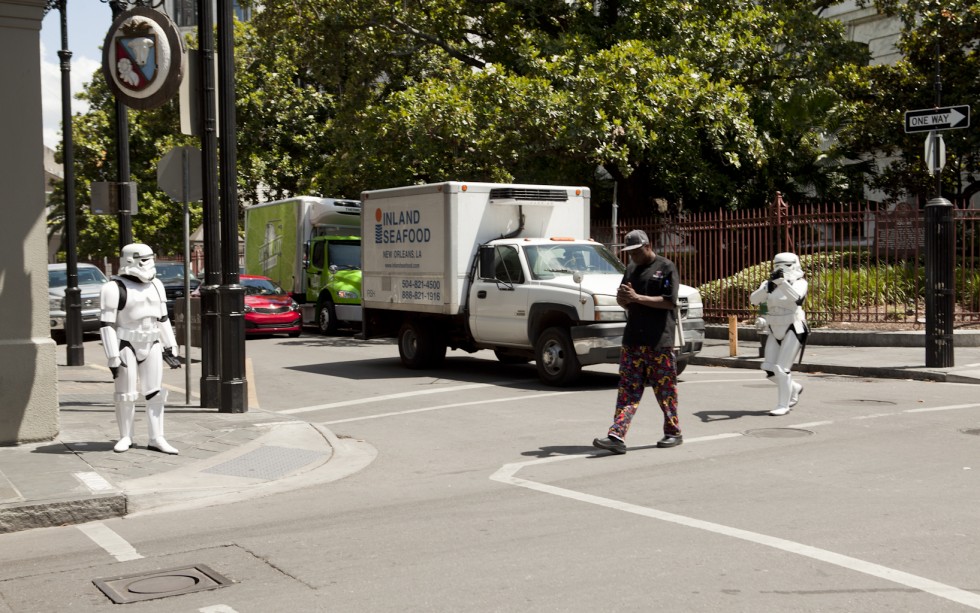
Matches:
[317,298,338,335]
[535,327,581,386]
[398,321,446,369]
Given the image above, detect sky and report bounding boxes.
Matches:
[39,4,115,149]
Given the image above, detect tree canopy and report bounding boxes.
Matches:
[47,0,979,262]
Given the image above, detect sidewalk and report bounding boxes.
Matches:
[0,345,376,534]
[3,332,979,535]
[690,328,980,385]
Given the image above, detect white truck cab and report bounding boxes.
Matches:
[361,182,704,385]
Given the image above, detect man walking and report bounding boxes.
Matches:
[593,229,683,455]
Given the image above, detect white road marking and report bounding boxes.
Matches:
[320,392,569,425]
[279,382,513,415]
[199,606,239,613]
[77,522,142,562]
[682,378,768,385]
[904,403,980,413]
[491,454,980,610]
[73,472,115,492]
[786,420,834,428]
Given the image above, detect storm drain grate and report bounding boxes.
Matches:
[202,445,326,480]
[743,428,814,438]
[962,429,980,437]
[94,564,232,604]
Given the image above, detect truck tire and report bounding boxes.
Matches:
[535,327,581,386]
[317,298,338,335]
[398,321,446,369]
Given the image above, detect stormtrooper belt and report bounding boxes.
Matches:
[117,328,160,345]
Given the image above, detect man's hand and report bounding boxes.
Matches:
[617,282,637,307]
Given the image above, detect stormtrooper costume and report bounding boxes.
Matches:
[750,253,808,416]
[99,244,181,454]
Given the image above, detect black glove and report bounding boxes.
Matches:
[163,348,182,369]
[767,280,777,293]
[769,268,784,281]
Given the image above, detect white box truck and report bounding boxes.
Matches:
[244,196,363,334]
[361,182,704,385]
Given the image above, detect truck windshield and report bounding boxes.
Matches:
[328,241,361,270]
[525,244,625,280]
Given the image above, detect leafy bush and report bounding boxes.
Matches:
[697,251,938,324]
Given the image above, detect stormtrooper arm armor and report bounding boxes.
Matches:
[99,280,121,366]
[159,316,178,353]
[749,280,769,306]
[774,277,808,304]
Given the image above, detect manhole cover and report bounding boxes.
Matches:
[835,399,897,407]
[962,429,980,437]
[743,428,814,438]
[94,564,232,604]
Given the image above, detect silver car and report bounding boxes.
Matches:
[48,263,109,341]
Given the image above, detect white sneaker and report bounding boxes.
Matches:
[113,437,133,453]
[769,406,791,416]
[789,382,803,407]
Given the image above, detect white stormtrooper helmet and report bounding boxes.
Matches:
[772,252,803,280]
[119,243,157,282]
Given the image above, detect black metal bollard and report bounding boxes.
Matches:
[924,198,955,368]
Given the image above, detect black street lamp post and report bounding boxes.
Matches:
[45,0,83,365]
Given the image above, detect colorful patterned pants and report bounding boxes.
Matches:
[608,345,680,440]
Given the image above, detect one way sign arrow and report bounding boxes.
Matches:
[905,105,970,133]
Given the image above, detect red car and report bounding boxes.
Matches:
[241,275,302,337]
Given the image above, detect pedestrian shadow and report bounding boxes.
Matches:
[521,445,596,458]
[691,409,771,423]
[30,441,117,454]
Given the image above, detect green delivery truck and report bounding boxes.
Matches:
[244,196,362,334]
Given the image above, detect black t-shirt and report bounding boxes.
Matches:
[621,255,679,348]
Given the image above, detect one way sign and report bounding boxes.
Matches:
[904,105,970,133]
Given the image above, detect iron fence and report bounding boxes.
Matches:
[592,195,980,327]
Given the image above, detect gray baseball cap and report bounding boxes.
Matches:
[621,229,650,252]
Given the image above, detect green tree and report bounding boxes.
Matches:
[839,0,980,203]
[244,0,869,216]
[48,68,203,263]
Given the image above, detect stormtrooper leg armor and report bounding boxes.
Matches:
[139,345,179,455]
[146,389,178,455]
[112,346,139,452]
[761,330,802,416]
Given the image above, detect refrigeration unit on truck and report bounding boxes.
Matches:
[360,182,705,386]
[244,196,363,334]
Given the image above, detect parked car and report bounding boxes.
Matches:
[48,263,108,342]
[155,261,201,320]
[241,275,302,337]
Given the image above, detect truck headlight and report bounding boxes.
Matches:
[592,294,626,321]
[686,305,703,319]
[337,290,359,299]
[49,297,64,311]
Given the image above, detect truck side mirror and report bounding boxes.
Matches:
[479,245,496,280]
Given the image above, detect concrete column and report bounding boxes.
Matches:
[0,0,59,444]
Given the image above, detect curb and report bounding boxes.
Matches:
[0,494,126,535]
[705,325,980,348]
[688,355,951,383]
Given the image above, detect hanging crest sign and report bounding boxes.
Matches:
[102,7,185,110]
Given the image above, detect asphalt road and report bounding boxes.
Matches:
[2,333,979,612]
